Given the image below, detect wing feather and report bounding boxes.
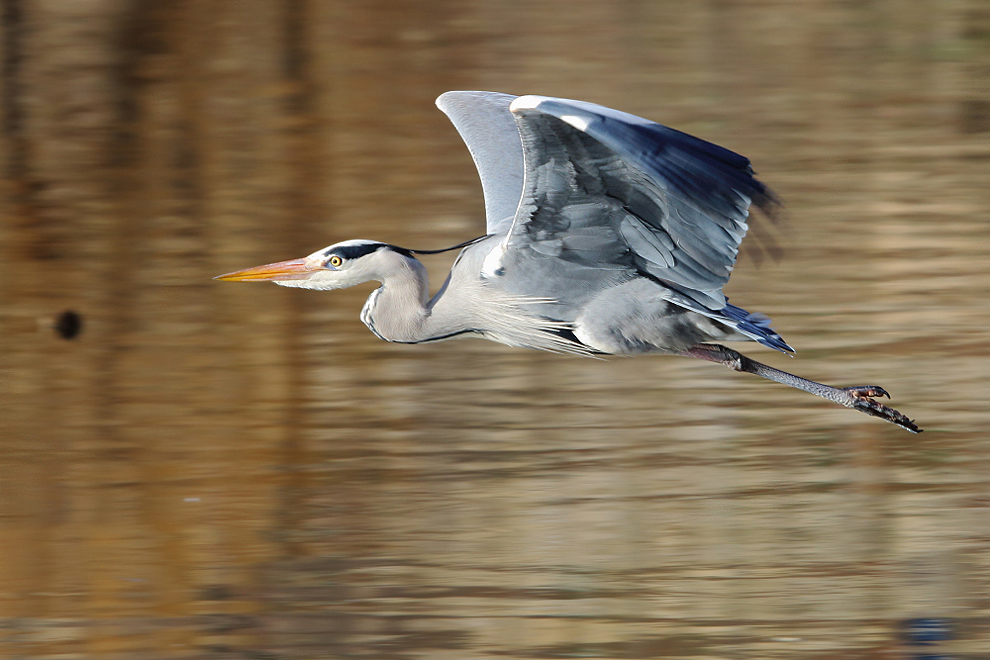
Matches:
[436,91,525,233]
[507,95,777,311]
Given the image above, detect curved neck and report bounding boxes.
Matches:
[360,255,433,343]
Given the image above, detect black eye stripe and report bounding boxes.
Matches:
[324,243,414,261]
[327,243,383,261]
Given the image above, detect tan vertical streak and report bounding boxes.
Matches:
[0,1,134,657]
[839,0,898,621]
[0,0,48,625]
[927,0,965,130]
[272,0,320,558]
[84,2,197,652]
[702,0,738,136]
[192,0,285,650]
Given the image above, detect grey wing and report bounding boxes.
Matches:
[436,91,525,234]
[503,94,779,312]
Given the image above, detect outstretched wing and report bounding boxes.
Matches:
[503,94,778,311]
[436,91,525,234]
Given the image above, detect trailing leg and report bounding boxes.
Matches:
[682,343,921,433]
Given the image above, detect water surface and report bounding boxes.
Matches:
[1,0,988,657]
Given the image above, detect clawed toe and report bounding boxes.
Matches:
[839,386,921,433]
[842,385,890,399]
[849,396,922,434]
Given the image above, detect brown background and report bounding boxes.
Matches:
[1,0,989,657]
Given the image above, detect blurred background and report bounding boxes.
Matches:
[1,0,989,658]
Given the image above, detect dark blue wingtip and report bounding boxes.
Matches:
[758,334,795,355]
[721,303,794,355]
[627,121,782,224]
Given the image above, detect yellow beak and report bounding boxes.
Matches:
[214,258,313,282]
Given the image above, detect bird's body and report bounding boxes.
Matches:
[351,233,755,356]
[217,91,920,432]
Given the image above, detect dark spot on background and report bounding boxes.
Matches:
[54,310,82,339]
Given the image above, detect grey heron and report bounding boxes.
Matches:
[217,91,920,433]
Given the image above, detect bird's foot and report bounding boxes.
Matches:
[842,385,921,434]
[841,385,890,399]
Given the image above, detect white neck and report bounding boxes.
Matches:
[360,253,433,343]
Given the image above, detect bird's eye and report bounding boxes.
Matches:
[327,255,343,268]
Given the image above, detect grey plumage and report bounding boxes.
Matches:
[216,91,920,432]
[435,91,523,233]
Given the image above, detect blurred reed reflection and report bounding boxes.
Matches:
[1,0,988,658]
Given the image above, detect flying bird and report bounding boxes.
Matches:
[217,91,920,433]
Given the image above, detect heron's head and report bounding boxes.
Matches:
[215,240,418,290]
